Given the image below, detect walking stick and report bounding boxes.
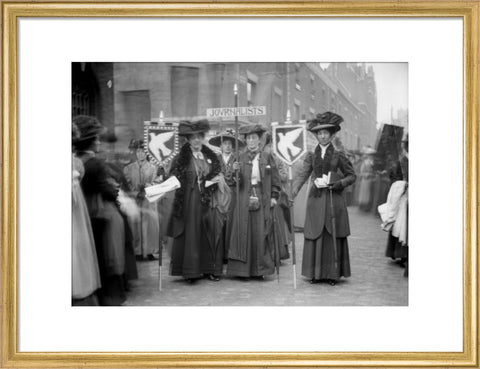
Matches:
[328,187,338,273]
[288,166,297,289]
[158,239,162,291]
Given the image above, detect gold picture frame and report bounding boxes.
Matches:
[1,1,478,367]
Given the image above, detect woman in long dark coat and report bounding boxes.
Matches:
[208,130,244,262]
[227,124,281,279]
[292,112,356,286]
[167,120,222,282]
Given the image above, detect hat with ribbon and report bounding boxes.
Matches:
[72,115,106,142]
[238,123,267,137]
[208,129,245,149]
[178,119,211,136]
[307,111,343,133]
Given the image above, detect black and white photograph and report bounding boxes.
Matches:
[71,62,408,307]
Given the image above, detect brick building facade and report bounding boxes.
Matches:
[72,62,378,152]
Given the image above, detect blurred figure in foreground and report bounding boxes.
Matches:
[381,134,409,277]
[72,122,101,306]
[74,115,127,305]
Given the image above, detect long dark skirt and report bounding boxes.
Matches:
[302,230,351,280]
[91,202,127,306]
[385,233,408,259]
[170,186,223,278]
[227,207,275,278]
[221,185,236,261]
[385,233,408,277]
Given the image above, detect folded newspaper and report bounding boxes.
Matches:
[314,174,329,188]
[145,176,181,203]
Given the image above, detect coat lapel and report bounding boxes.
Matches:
[259,152,268,179]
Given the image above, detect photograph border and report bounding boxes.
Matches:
[1,1,478,367]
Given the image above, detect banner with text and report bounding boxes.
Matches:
[206,106,266,119]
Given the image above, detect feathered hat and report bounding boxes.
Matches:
[178,119,211,136]
[208,129,245,149]
[307,112,343,133]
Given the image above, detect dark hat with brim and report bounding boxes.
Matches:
[179,119,210,136]
[73,115,106,142]
[307,111,343,133]
[238,123,267,137]
[129,139,144,150]
[208,132,245,149]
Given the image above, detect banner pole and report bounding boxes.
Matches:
[234,84,240,260]
[288,165,297,289]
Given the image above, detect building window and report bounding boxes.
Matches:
[171,66,199,117]
[121,90,151,139]
[272,87,283,122]
[247,80,256,106]
[294,63,301,91]
[294,101,300,121]
[72,91,90,116]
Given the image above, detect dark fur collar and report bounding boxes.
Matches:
[313,144,335,177]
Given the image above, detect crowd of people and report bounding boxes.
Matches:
[72,111,408,306]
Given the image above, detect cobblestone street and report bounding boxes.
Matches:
[124,206,408,306]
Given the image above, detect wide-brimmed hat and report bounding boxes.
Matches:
[72,115,106,142]
[178,119,210,136]
[238,123,267,137]
[208,129,245,149]
[307,112,343,133]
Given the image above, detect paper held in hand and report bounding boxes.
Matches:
[314,174,329,188]
[205,175,222,188]
[145,175,181,203]
[314,171,341,188]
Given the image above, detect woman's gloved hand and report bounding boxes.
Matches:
[329,181,344,191]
